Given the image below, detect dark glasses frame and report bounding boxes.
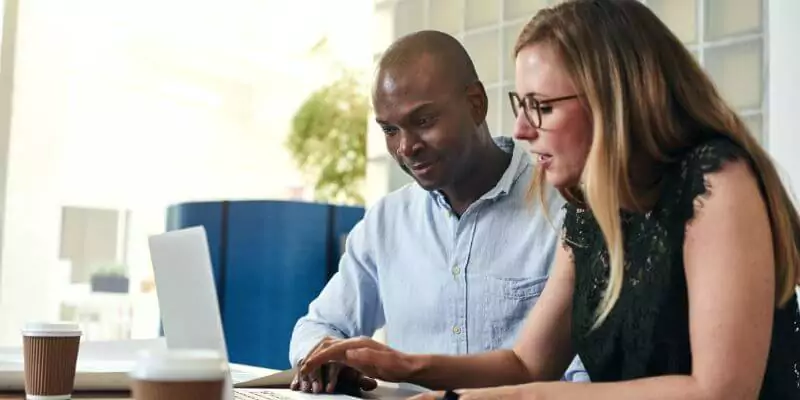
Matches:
[508,92,579,128]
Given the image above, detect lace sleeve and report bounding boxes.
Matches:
[673,137,750,225]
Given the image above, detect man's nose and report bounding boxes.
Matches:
[397,130,422,158]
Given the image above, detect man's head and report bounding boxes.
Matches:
[373,30,489,191]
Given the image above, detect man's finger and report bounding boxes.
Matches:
[300,375,311,393]
[297,337,338,394]
[324,363,341,393]
[359,376,378,391]
[301,338,385,374]
[297,336,334,372]
[303,367,322,393]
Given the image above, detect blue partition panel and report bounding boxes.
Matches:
[222,201,331,369]
[332,205,366,269]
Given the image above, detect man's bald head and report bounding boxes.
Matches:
[376,30,480,92]
[371,30,491,194]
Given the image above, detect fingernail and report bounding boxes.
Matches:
[327,383,336,393]
[313,381,321,393]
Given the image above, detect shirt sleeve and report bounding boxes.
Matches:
[288,218,385,366]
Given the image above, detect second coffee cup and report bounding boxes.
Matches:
[129,348,228,400]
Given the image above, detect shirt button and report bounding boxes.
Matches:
[452,326,462,335]
[452,265,461,275]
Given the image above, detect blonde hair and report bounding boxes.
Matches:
[516,0,800,328]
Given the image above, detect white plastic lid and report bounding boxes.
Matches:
[22,322,82,337]
[129,349,228,381]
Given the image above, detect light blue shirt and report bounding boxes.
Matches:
[289,136,589,382]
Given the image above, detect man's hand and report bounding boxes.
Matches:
[299,336,422,384]
[291,337,379,394]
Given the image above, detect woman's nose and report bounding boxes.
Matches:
[512,112,538,142]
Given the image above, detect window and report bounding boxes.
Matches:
[60,206,130,284]
[465,0,500,30]
[463,29,501,84]
[645,0,767,144]
[429,0,463,35]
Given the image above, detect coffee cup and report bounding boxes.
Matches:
[22,322,82,400]
[129,348,228,400]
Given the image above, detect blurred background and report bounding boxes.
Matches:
[0,0,795,368]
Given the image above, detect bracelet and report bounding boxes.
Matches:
[442,389,460,400]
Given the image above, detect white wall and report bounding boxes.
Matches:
[767,0,800,199]
[0,0,373,345]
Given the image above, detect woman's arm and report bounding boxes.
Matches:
[506,159,775,400]
[298,238,578,390]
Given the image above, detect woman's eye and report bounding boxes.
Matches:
[537,104,554,114]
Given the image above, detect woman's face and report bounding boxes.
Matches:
[512,43,593,189]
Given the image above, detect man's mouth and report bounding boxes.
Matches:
[409,161,434,171]
[407,160,438,175]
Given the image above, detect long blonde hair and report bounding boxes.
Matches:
[516,0,800,328]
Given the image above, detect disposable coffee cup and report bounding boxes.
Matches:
[22,322,82,400]
[129,349,228,400]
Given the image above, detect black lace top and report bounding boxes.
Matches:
[564,138,800,398]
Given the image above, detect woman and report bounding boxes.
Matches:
[300,0,800,398]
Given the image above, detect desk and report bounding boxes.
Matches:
[0,382,424,400]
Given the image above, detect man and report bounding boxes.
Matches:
[289,30,587,393]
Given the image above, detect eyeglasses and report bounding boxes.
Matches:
[508,92,579,129]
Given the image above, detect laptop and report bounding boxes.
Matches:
[148,226,371,400]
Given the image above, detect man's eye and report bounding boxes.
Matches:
[382,126,398,135]
[416,116,435,127]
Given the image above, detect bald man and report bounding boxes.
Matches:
[288,30,587,393]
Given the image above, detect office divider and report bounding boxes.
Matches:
[165,200,365,369]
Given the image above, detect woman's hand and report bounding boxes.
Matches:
[408,385,528,400]
[299,336,422,384]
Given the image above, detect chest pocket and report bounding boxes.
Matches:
[483,275,548,350]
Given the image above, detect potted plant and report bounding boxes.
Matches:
[90,264,130,294]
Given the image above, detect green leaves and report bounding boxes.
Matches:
[286,73,368,205]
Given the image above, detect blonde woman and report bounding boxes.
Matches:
[299,0,800,398]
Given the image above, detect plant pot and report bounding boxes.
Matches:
[90,274,130,294]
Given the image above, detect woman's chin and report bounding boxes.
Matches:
[545,171,579,190]
[544,172,564,188]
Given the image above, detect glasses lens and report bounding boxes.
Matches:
[525,97,541,128]
[509,93,520,118]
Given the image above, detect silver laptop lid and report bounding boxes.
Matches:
[148,226,230,362]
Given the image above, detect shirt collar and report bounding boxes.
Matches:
[429,136,530,205]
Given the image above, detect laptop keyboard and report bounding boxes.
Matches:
[234,390,294,400]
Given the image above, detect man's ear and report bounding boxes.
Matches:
[465,81,488,127]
